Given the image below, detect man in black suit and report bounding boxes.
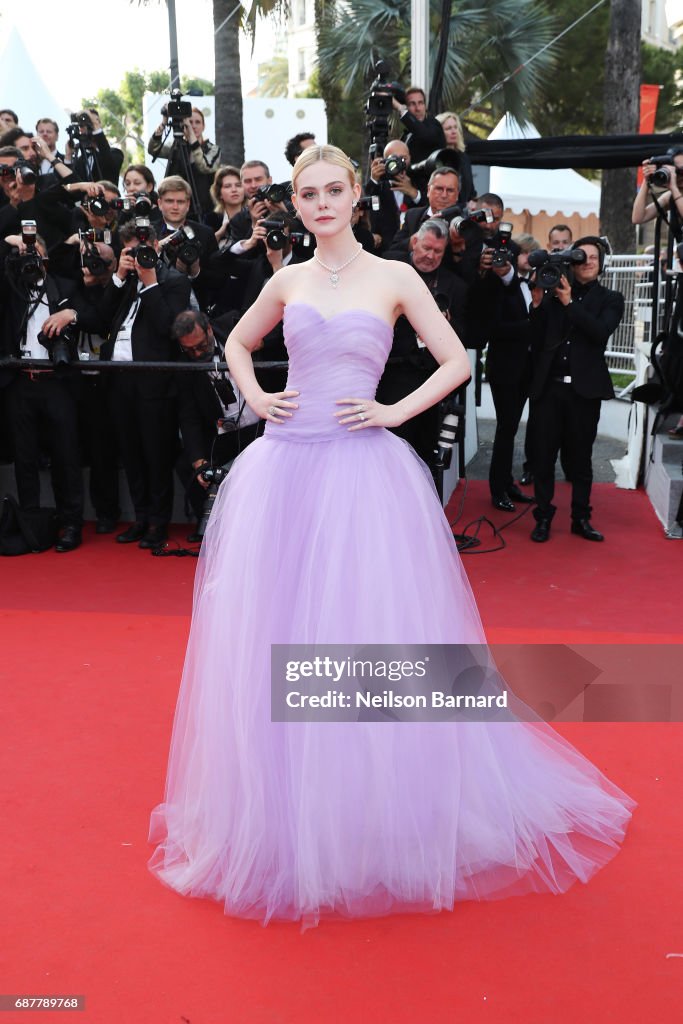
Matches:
[392,87,446,163]
[64,109,123,184]
[476,235,539,511]
[377,218,468,467]
[365,140,423,252]
[172,310,262,528]
[155,175,219,310]
[98,220,191,549]
[0,231,83,551]
[527,237,624,543]
[387,168,462,253]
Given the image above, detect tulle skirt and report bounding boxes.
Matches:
[148,428,635,926]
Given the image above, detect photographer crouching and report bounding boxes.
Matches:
[172,310,261,538]
[527,238,624,543]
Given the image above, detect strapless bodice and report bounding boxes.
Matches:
[263,303,393,442]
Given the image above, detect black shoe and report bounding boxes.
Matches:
[530,518,551,543]
[519,471,534,486]
[571,518,604,542]
[96,517,117,535]
[117,522,146,544]
[491,495,515,512]
[507,485,535,504]
[55,525,82,553]
[186,529,202,543]
[139,524,168,549]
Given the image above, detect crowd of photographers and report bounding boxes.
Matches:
[0,89,642,553]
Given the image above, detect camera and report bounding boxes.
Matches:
[449,208,494,233]
[356,195,380,213]
[527,247,587,290]
[6,220,44,285]
[490,222,514,268]
[197,464,231,538]
[164,89,193,138]
[81,194,112,218]
[125,217,157,269]
[164,225,202,265]
[384,154,407,179]
[253,182,293,205]
[259,218,289,250]
[78,230,112,275]
[37,324,79,369]
[367,59,405,160]
[647,153,680,188]
[110,192,153,215]
[0,159,37,186]
[66,111,94,143]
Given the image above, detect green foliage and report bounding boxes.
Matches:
[316,0,560,137]
[258,56,290,97]
[641,42,683,131]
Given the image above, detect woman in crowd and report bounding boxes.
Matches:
[205,165,246,249]
[436,110,475,203]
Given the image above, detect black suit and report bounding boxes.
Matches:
[376,253,468,466]
[0,267,83,526]
[400,111,446,163]
[476,271,533,497]
[99,264,191,526]
[364,177,422,253]
[528,278,624,522]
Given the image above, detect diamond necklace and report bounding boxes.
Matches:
[313,243,363,288]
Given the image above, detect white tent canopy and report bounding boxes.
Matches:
[0,28,67,135]
[488,116,600,218]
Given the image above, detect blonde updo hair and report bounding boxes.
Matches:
[436,111,466,153]
[292,144,356,191]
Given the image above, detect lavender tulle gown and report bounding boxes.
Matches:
[148,303,634,925]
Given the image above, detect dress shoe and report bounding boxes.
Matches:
[116,522,147,544]
[530,518,551,542]
[96,517,117,535]
[139,524,168,549]
[491,495,515,512]
[519,471,534,486]
[571,518,604,542]
[55,525,82,553]
[186,528,203,543]
[507,485,535,504]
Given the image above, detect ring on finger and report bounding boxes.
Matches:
[268,405,278,416]
[358,413,365,422]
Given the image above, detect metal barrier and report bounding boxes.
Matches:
[602,254,665,398]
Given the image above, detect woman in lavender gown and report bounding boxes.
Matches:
[148,145,634,926]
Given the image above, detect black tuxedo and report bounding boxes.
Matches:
[475,271,533,497]
[364,177,421,252]
[528,278,625,522]
[99,264,192,527]
[376,253,467,466]
[0,270,83,526]
[400,111,445,163]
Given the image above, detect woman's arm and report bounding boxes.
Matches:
[632,161,672,224]
[225,267,299,418]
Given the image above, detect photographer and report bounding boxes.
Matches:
[41,239,121,534]
[0,145,75,257]
[392,87,446,164]
[387,167,462,253]
[377,218,467,466]
[64,109,123,184]
[473,233,538,511]
[156,175,219,309]
[148,105,220,217]
[527,237,624,543]
[366,139,422,252]
[632,148,683,226]
[98,219,191,549]
[0,228,84,551]
[0,128,72,193]
[172,310,261,531]
[226,161,291,253]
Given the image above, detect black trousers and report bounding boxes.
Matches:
[530,380,601,522]
[488,358,531,497]
[7,373,83,526]
[109,373,177,527]
[175,422,261,521]
[78,375,120,521]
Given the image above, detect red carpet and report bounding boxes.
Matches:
[2,482,681,1023]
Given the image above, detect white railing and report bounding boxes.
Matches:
[602,254,665,399]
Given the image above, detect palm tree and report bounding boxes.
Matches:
[316,0,559,137]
